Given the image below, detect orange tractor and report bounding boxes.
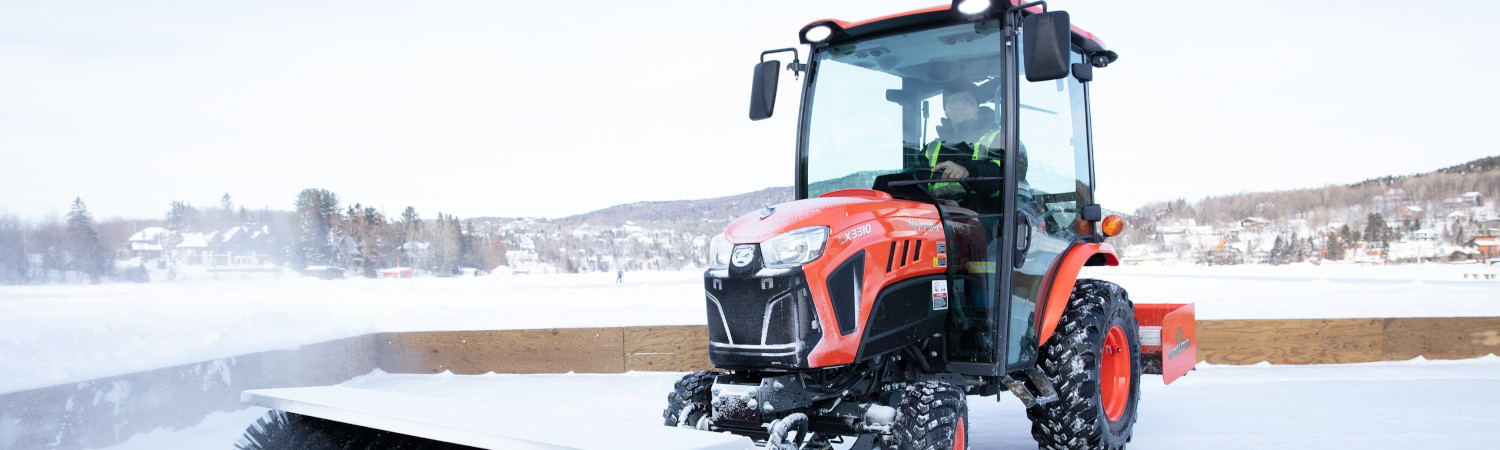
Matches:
[663,1,1195,448]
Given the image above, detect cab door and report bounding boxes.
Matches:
[1002,42,1095,373]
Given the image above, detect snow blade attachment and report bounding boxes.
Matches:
[241,386,753,449]
[237,410,481,450]
[1134,303,1196,384]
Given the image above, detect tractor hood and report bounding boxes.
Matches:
[723,189,936,245]
[706,188,952,370]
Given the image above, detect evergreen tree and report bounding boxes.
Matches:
[1364,212,1391,258]
[163,201,200,266]
[1326,230,1347,260]
[1270,235,1286,264]
[342,203,392,278]
[293,188,340,269]
[216,193,236,230]
[0,215,27,284]
[1289,232,1306,262]
[167,201,202,233]
[1305,235,1317,261]
[421,213,466,276]
[66,197,109,283]
[396,206,421,268]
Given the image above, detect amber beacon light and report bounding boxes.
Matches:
[1101,214,1125,237]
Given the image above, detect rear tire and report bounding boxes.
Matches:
[1027,279,1140,450]
[662,370,717,427]
[890,381,968,450]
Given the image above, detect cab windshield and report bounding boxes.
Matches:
[803,20,1004,198]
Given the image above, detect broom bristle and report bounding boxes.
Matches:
[236,410,483,450]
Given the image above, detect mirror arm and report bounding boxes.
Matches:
[1004,2,1047,38]
[1006,1,1048,14]
[761,48,805,80]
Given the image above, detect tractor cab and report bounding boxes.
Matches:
[752,2,1115,376]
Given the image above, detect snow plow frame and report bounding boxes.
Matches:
[1135,303,1197,384]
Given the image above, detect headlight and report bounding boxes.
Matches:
[761,226,829,268]
[708,233,732,270]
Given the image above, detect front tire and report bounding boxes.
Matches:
[890,381,968,450]
[1027,279,1141,450]
[662,370,716,428]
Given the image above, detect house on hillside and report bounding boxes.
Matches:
[399,241,430,267]
[504,249,539,274]
[1464,237,1498,258]
[1480,215,1500,237]
[1206,234,1244,265]
[1250,234,1277,263]
[1412,229,1439,241]
[129,225,276,266]
[1389,240,1443,262]
[1398,206,1424,230]
[1240,217,1270,234]
[212,225,273,266]
[175,233,211,264]
[1384,188,1410,201]
[127,227,167,260]
[1444,192,1484,210]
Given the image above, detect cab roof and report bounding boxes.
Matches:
[802,1,1112,62]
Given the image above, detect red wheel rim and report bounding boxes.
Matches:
[1101,324,1130,421]
[953,416,966,450]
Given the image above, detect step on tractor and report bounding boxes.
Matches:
[662,1,1196,449]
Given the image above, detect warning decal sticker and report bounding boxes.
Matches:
[931,280,948,310]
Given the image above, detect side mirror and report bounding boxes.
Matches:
[750,60,781,121]
[1022,11,1071,82]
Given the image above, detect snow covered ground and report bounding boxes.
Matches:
[103,357,1500,450]
[2,262,1498,448]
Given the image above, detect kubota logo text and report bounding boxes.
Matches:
[905,219,939,234]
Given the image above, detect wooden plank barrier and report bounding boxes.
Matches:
[377,328,626,374]
[1198,317,1500,365]
[372,318,1500,374]
[623,326,713,372]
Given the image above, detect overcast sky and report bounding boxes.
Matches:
[3,0,1497,222]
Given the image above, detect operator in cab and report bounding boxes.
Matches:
[923,80,1005,209]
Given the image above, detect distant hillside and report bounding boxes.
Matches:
[470,188,792,273]
[559,187,794,236]
[470,155,1499,272]
[1122,155,1500,264]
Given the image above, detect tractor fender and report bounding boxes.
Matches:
[1036,242,1119,345]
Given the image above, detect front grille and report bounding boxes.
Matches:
[704,268,820,368]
